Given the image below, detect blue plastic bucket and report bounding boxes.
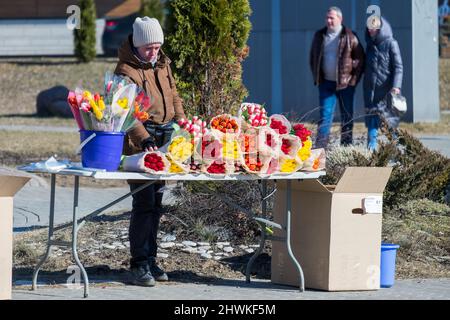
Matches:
[79,130,125,171]
[380,243,400,288]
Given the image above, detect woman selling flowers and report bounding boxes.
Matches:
[114,17,186,287]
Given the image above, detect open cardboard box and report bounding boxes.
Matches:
[271,167,392,291]
[0,172,31,300]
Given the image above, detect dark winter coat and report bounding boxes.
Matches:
[363,17,403,127]
[114,35,186,155]
[310,25,365,90]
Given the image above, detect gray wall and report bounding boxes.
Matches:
[0,19,105,56]
[242,0,440,123]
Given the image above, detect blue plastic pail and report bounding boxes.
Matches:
[380,243,400,288]
[79,130,125,171]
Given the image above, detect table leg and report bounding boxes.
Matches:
[245,180,267,283]
[286,180,305,292]
[32,174,56,291]
[71,176,89,298]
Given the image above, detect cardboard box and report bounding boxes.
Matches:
[271,167,392,291]
[0,172,30,300]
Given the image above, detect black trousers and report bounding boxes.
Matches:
[128,121,174,268]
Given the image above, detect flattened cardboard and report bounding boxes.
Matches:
[271,167,391,291]
[0,174,31,300]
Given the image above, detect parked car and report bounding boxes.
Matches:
[102,14,137,56]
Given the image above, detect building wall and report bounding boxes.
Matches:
[0,0,139,19]
[243,0,440,123]
[0,0,142,56]
[0,19,105,56]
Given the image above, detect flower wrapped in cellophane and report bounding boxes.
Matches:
[202,158,234,176]
[166,154,190,174]
[120,88,154,132]
[278,155,303,174]
[258,126,281,156]
[210,114,240,138]
[122,151,170,174]
[67,72,155,133]
[269,114,291,135]
[280,134,301,158]
[166,130,194,163]
[222,136,242,162]
[241,152,271,175]
[239,103,268,129]
[302,148,326,172]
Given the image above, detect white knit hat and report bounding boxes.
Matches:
[132,17,164,47]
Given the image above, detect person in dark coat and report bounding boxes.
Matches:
[363,16,403,150]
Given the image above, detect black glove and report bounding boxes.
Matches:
[141,136,156,151]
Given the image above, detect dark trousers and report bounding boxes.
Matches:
[129,182,164,267]
[315,80,355,148]
[128,121,174,268]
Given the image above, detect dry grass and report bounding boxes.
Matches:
[0,116,77,127]
[0,130,79,166]
[440,58,450,111]
[0,57,117,116]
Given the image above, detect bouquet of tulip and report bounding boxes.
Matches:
[67,89,110,131]
[269,114,291,135]
[122,151,170,174]
[239,127,259,154]
[303,148,326,172]
[177,116,209,140]
[265,157,280,175]
[202,159,235,175]
[199,133,223,162]
[103,71,132,106]
[293,124,313,162]
[222,137,241,161]
[280,135,301,157]
[166,154,190,174]
[68,73,154,133]
[167,131,194,163]
[119,89,154,132]
[239,103,268,128]
[279,155,303,174]
[210,114,240,137]
[241,152,270,174]
[258,126,281,156]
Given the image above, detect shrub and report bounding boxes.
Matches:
[165,0,252,119]
[321,130,450,208]
[389,199,450,218]
[139,0,165,27]
[74,0,97,63]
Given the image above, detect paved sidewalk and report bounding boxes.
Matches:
[12,278,450,300]
[416,135,450,158]
[13,179,177,232]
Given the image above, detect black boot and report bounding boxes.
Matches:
[130,264,156,287]
[148,257,168,281]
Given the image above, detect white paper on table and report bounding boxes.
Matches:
[30,156,70,173]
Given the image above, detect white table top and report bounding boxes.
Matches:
[18,165,326,181]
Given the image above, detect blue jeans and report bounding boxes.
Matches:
[366,114,380,151]
[315,80,355,148]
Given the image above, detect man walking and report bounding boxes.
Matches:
[310,6,365,148]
